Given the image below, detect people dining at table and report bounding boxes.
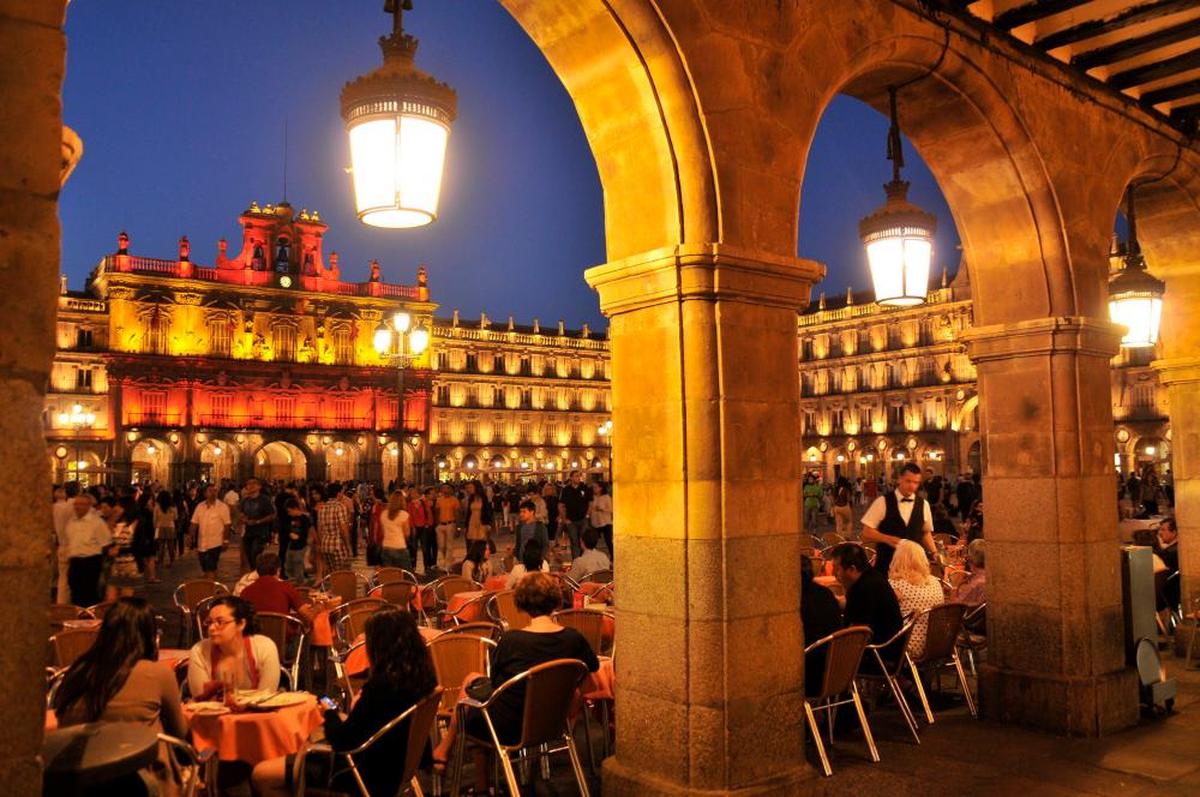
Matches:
[241,552,316,623]
[505,538,550,589]
[462,539,492,583]
[801,556,842,696]
[953,539,988,607]
[187,595,281,699]
[251,607,438,797]
[1154,517,1180,611]
[53,597,189,796]
[432,572,600,795]
[887,540,945,658]
[829,543,903,668]
[569,527,611,577]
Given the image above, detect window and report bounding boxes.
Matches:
[74,367,93,390]
[334,398,353,426]
[75,327,93,349]
[143,392,167,424]
[333,328,353,365]
[889,404,905,430]
[466,352,478,371]
[435,385,449,406]
[273,325,297,362]
[466,418,479,442]
[274,396,296,423]
[208,320,231,357]
[211,394,231,422]
[144,315,169,355]
[803,410,816,435]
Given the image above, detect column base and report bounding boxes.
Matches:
[602,757,814,797]
[979,663,1138,736]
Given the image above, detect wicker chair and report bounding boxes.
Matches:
[373,567,418,587]
[332,599,389,653]
[173,580,228,646]
[158,732,217,797]
[298,689,442,797]
[321,570,371,603]
[856,619,921,744]
[436,621,504,643]
[821,532,845,548]
[580,569,613,586]
[331,640,370,705]
[428,635,496,718]
[50,627,99,670]
[449,660,591,797]
[552,609,608,656]
[48,604,90,634]
[257,611,307,691]
[958,602,987,676]
[906,602,977,721]
[369,581,422,617]
[433,576,482,605]
[439,592,494,629]
[802,626,878,777]
[488,590,532,632]
[86,601,117,620]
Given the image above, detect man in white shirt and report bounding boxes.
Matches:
[192,484,232,579]
[570,527,612,578]
[860,462,937,575]
[63,494,112,607]
[52,482,81,603]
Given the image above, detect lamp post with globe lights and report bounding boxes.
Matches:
[374,310,430,484]
[57,403,96,484]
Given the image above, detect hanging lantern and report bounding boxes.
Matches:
[341,0,457,229]
[859,87,936,307]
[1108,187,1165,348]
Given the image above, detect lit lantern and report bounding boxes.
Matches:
[1108,187,1165,348]
[859,87,936,307]
[341,0,456,229]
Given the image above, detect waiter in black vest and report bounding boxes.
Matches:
[860,461,937,575]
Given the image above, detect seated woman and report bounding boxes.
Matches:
[887,539,945,660]
[462,539,491,583]
[432,572,600,794]
[186,595,280,699]
[54,597,188,796]
[252,608,438,797]
[504,538,550,589]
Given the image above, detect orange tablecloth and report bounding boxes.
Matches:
[483,575,509,592]
[309,598,344,647]
[185,696,323,764]
[345,626,441,675]
[578,581,613,603]
[445,590,490,623]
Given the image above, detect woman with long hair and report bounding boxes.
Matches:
[54,597,188,795]
[378,489,413,571]
[252,608,438,797]
[186,595,281,698]
[106,495,143,598]
[463,479,493,545]
[887,539,944,658]
[462,539,490,583]
[154,489,178,570]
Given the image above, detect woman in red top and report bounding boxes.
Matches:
[407,488,432,572]
[368,486,386,565]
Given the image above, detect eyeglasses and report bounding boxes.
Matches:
[207,617,236,628]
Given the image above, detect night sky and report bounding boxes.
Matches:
[61,1,959,330]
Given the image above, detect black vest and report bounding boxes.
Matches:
[873,492,925,575]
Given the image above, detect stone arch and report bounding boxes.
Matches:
[326,440,359,482]
[809,32,1081,325]
[952,393,979,433]
[496,0,718,259]
[130,437,173,485]
[254,440,308,483]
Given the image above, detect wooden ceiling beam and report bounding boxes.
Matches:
[994,0,1094,32]
[1072,19,1200,70]
[1036,0,1196,51]
[1109,50,1200,90]
[1140,77,1200,105]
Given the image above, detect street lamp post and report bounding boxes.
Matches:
[57,402,96,484]
[597,418,613,482]
[374,311,430,485]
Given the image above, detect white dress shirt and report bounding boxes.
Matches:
[861,489,933,533]
[64,512,112,558]
[192,500,232,552]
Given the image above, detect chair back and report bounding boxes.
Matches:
[962,602,987,635]
[324,570,366,603]
[329,597,388,627]
[337,640,370,700]
[256,612,306,687]
[805,626,871,700]
[436,622,504,642]
[436,576,481,603]
[914,603,966,664]
[428,635,496,713]
[174,580,227,611]
[346,689,444,791]
[507,659,588,750]
[369,581,419,610]
[51,627,99,670]
[489,590,531,631]
[946,569,971,590]
[932,533,954,547]
[821,532,845,548]
[336,605,384,651]
[374,567,416,586]
[192,595,225,636]
[552,609,607,654]
[865,617,916,678]
[582,569,613,585]
[87,601,116,620]
[48,604,88,634]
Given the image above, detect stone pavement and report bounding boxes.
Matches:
[138,535,1198,795]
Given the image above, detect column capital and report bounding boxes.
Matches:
[584,243,824,316]
[962,316,1121,364]
[1150,356,1200,386]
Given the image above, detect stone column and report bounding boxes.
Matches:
[586,244,822,796]
[964,317,1138,735]
[0,1,66,792]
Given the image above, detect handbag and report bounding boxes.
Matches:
[465,675,494,702]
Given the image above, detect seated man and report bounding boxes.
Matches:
[1154,518,1180,611]
[829,542,902,669]
[569,527,611,578]
[801,557,842,696]
[240,552,314,623]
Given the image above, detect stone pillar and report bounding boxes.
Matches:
[0,1,66,792]
[586,244,821,796]
[964,317,1138,735]
[1152,358,1200,648]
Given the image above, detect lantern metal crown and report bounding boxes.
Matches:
[1108,186,1165,348]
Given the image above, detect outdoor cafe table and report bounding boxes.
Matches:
[184,694,324,764]
[309,595,344,648]
[445,590,492,623]
[43,721,159,792]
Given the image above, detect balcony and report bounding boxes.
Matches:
[196,414,375,431]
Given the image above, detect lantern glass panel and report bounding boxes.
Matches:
[1109,295,1162,348]
[348,115,449,228]
[866,234,930,306]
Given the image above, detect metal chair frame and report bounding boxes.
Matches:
[857,618,922,744]
[449,659,591,797]
[439,592,494,629]
[551,609,614,769]
[368,581,424,622]
[373,566,419,587]
[435,622,504,643]
[906,602,978,721]
[321,570,372,604]
[256,611,308,691]
[298,688,443,797]
[802,626,878,777]
[158,732,216,797]
[50,627,99,671]
[173,580,228,647]
[487,590,531,632]
[580,569,613,586]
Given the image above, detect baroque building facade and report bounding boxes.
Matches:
[44,201,612,488]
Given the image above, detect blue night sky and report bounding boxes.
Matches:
[61,1,960,330]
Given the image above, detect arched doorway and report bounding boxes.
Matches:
[131,438,173,485]
[199,439,238,484]
[255,440,307,483]
[325,441,359,482]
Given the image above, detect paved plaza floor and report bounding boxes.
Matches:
[134,531,1198,795]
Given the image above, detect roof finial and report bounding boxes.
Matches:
[846,286,854,305]
[818,292,826,310]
